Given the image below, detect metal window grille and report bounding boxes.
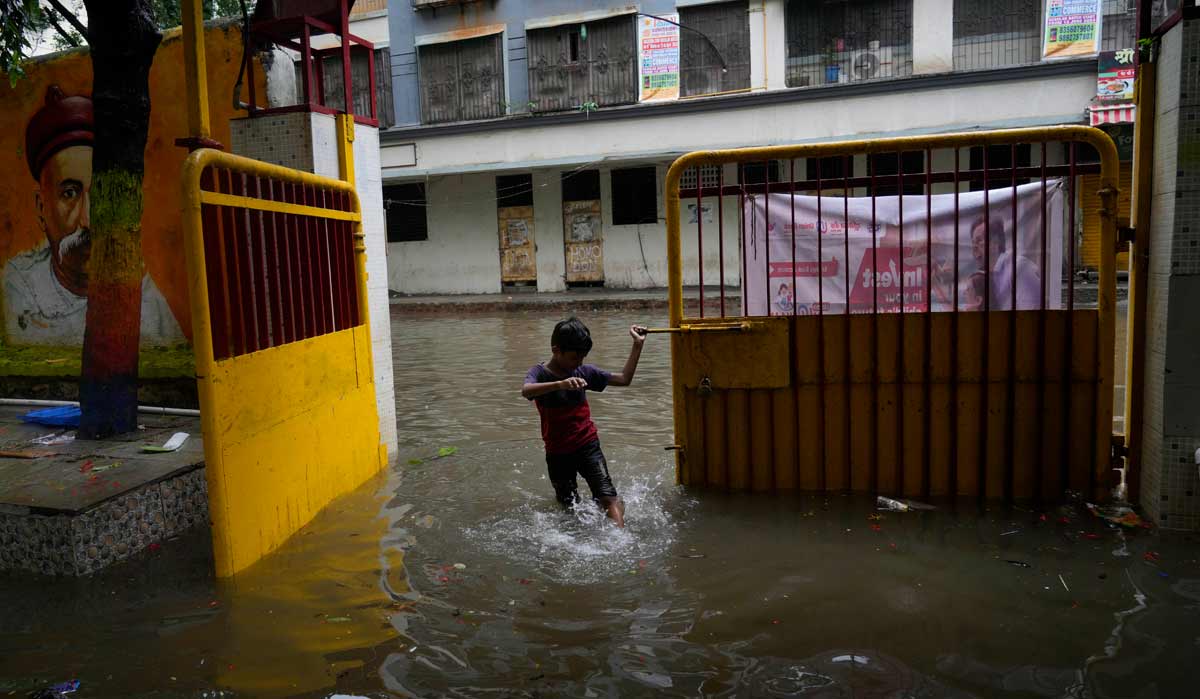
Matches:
[303,48,394,127]
[1100,0,1137,51]
[784,0,913,89]
[384,183,428,242]
[680,1,752,97]
[680,164,722,191]
[952,0,1041,71]
[418,34,505,124]
[527,15,638,113]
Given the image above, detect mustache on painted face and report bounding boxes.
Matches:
[57,227,91,259]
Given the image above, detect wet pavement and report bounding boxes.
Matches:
[1,305,1197,698]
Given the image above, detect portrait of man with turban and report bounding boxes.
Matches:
[3,85,182,346]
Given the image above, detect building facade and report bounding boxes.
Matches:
[378,0,1136,295]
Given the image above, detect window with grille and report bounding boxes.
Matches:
[680,164,723,191]
[1100,0,1137,51]
[952,0,1041,71]
[611,167,658,225]
[784,0,913,89]
[527,15,638,113]
[384,183,428,242]
[867,151,925,196]
[418,34,505,124]
[293,47,395,127]
[680,1,752,97]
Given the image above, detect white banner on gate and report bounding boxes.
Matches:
[741,180,1066,317]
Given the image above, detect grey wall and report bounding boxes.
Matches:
[389,1,681,126]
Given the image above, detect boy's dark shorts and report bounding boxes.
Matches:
[545,440,619,507]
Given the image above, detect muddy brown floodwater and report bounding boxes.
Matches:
[1,307,1198,699]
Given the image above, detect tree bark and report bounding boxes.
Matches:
[77,0,161,438]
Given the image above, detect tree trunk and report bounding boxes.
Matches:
[77,0,161,438]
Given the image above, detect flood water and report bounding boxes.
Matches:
[2,307,1199,698]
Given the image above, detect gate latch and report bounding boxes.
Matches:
[1117,218,1135,250]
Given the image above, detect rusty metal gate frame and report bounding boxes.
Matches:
[663,126,1120,501]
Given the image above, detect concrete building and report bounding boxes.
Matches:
[376,0,1137,295]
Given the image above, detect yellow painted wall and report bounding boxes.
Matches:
[0,21,265,346]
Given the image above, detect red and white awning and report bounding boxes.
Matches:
[1089,103,1136,126]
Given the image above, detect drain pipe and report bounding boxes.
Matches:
[0,398,200,418]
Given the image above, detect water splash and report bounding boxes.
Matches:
[464,470,689,585]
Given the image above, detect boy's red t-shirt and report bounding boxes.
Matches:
[525,363,611,455]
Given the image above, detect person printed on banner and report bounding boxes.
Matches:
[772,283,793,316]
[967,215,1042,311]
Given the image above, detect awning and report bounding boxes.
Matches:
[1089,103,1136,126]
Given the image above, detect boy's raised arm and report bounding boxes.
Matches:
[608,325,647,387]
[522,376,587,399]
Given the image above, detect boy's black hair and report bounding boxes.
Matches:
[552,317,593,355]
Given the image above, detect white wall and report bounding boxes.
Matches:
[382,73,1096,179]
[386,173,502,294]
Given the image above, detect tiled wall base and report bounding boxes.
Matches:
[0,469,208,576]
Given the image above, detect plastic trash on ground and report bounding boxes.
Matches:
[877,496,936,512]
[1087,502,1148,528]
[141,432,189,453]
[20,406,81,428]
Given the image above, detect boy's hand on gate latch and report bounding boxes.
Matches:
[630,325,648,344]
[560,377,588,391]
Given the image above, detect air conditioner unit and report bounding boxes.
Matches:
[849,41,894,81]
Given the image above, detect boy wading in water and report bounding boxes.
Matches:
[522,317,647,527]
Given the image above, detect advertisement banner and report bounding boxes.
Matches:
[638,13,680,102]
[741,181,1066,317]
[1043,0,1103,59]
[1097,48,1136,101]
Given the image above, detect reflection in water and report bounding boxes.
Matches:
[2,309,1199,698]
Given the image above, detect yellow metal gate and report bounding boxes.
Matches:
[181,143,385,577]
[664,126,1120,502]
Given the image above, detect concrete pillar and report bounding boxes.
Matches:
[1139,15,1200,530]
[913,0,954,75]
[230,112,399,461]
[756,0,788,91]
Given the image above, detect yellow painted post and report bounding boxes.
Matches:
[664,157,687,484]
[181,0,211,140]
[1125,60,1156,501]
[1088,129,1121,501]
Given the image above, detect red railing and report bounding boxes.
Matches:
[199,166,360,360]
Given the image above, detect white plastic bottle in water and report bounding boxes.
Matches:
[876,496,909,512]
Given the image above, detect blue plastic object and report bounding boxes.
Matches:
[21,405,82,428]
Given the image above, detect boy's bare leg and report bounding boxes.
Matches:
[601,497,626,528]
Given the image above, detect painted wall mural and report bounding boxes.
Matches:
[0,22,261,350]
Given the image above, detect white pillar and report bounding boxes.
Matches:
[913,0,954,75]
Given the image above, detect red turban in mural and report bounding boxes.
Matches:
[25,85,94,180]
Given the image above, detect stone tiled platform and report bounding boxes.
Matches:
[0,405,207,576]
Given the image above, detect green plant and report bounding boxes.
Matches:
[577,101,599,119]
